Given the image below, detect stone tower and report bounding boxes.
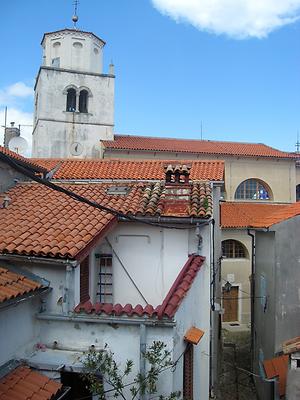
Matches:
[32,29,115,158]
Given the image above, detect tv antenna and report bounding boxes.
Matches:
[72,0,79,28]
[296,130,300,153]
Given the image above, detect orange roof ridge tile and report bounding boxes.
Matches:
[29,159,224,181]
[102,135,295,159]
[221,202,300,229]
[75,255,205,319]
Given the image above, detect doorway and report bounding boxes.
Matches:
[222,286,239,322]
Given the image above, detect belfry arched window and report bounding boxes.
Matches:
[79,90,88,113]
[222,240,247,258]
[66,88,76,112]
[234,179,271,200]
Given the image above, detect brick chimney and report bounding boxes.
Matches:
[163,164,192,216]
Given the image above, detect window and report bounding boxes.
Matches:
[222,239,247,258]
[96,254,113,303]
[183,344,193,399]
[235,179,271,200]
[80,256,90,303]
[296,184,300,201]
[51,57,60,68]
[79,90,88,113]
[66,88,76,112]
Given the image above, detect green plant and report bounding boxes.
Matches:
[82,341,181,399]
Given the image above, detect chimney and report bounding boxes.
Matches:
[163,164,192,215]
[2,195,11,208]
[4,122,20,148]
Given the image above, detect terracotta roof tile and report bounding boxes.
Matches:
[75,254,205,319]
[0,183,213,260]
[0,146,47,174]
[221,202,300,229]
[263,355,289,397]
[31,159,224,181]
[0,267,43,304]
[102,135,295,159]
[0,365,62,400]
[184,327,205,345]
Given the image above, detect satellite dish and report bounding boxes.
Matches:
[8,136,28,156]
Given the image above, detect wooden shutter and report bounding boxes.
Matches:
[183,343,193,399]
[80,256,90,303]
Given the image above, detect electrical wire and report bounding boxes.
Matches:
[0,151,208,230]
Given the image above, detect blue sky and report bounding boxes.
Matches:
[1,0,300,152]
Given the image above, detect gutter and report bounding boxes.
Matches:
[118,216,211,225]
[36,313,176,327]
[0,253,78,267]
[247,229,255,372]
[0,287,51,311]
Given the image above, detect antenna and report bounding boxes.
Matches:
[200,121,203,140]
[72,0,79,28]
[296,130,300,153]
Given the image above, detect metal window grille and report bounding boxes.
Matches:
[222,239,246,258]
[235,179,270,200]
[96,254,113,303]
[80,256,90,303]
[296,184,300,202]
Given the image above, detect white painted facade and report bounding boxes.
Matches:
[5,216,216,399]
[32,29,115,158]
[0,298,41,366]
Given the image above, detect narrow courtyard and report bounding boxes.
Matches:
[219,327,258,400]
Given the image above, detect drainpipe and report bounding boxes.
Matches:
[64,264,74,315]
[140,324,147,400]
[209,218,217,398]
[247,229,255,371]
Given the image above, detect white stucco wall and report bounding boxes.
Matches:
[92,222,205,307]
[32,67,114,158]
[173,259,211,399]
[37,318,175,397]
[0,298,41,365]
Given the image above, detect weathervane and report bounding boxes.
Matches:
[72,0,79,28]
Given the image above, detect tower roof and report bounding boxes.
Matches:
[41,28,105,47]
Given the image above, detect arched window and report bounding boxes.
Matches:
[66,88,76,112]
[79,90,88,113]
[235,179,271,200]
[296,184,300,202]
[222,240,247,258]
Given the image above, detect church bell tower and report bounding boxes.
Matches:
[32,17,115,158]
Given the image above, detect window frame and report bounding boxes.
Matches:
[222,239,247,259]
[234,179,271,201]
[96,253,113,303]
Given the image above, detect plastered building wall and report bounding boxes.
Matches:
[104,150,296,203]
[221,230,252,324]
[32,68,114,158]
[0,298,41,365]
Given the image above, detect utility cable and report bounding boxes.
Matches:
[0,152,207,231]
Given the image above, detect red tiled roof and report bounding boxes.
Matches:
[0,146,47,174]
[0,267,42,304]
[0,365,62,400]
[221,202,300,229]
[263,355,289,397]
[0,182,212,260]
[31,159,224,181]
[102,135,295,159]
[75,255,205,319]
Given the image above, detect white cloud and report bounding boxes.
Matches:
[6,82,33,98]
[0,82,33,106]
[151,0,300,38]
[0,81,33,156]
